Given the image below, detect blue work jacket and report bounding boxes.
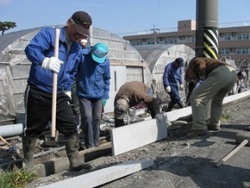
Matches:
[76,47,111,100]
[25,27,81,94]
[163,62,183,87]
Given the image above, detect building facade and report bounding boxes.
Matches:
[123,20,250,67]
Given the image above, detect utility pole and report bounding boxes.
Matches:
[196,0,218,59]
[151,25,160,44]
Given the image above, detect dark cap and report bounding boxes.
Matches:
[71,11,92,36]
[175,58,184,67]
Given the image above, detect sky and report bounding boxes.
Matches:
[0,0,249,37]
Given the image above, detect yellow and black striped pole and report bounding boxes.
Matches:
[196,0,218,59]
[203,27,218,59]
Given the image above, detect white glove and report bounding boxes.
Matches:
[42,57,63,73]
[180,84,184,90]
[64,91,72,99]
[165,86,171,93]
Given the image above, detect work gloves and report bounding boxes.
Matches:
[180,84,184,90]
[102,99,107,107]
[64,91,72,99]
[165,86,171,93]
[42,57,63,73]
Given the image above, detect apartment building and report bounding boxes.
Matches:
[123,20,250,67]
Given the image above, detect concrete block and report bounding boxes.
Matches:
[111,114,167,156]
[39,159,154,188]
[166,90,250,122]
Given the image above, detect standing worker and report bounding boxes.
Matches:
[76,42,110,149]
[23,11,92,171]
[114,81,160,127]
[163,58,185,111]
[185,57,237,137]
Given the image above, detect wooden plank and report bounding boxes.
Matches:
[111,114,167,156]
[40,160,154,188]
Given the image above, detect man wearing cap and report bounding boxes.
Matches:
[162,58,185,112]
[114,81,160,127]
[76,42,110,149]
[23,11,92,171]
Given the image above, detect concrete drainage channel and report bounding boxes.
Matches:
[33,142,112,177]
[1,91,250,179]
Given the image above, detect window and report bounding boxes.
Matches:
[243,33,249,40]
[237,34,242,40]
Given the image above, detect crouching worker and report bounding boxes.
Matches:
[114,81,161,127]
[185,57,237,138]
[22,11,92,171]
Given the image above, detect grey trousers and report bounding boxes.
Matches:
[190,66,237,130]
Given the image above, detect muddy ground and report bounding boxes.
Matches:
[22,99,250,187]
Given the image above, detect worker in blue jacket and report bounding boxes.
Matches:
[76,42,111,149]
[23,11,92,171]
[162,58,184,111]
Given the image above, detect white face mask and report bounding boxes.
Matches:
[80,39,88,46]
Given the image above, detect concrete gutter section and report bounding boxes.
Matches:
[39,160,154,188]
[111,113,168,156]
[33,142,112,177]
[166,90,250,122]
[110,91,250,156]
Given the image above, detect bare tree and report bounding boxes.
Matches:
[0,21,17,35]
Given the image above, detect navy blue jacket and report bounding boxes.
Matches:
[163,62,183,88]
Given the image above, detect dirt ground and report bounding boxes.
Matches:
[25,99,250,188]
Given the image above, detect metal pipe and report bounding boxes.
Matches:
[0,123,23,137]
[196,0,218,58]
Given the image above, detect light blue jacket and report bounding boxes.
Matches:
[76,47,111,100]
[25,27,81,93]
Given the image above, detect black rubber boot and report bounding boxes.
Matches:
[22,136,37,169]
[146,98,160,118]
[166,101,174,112]
[65,133,91,171]
[115,118,125,127]
[177,101,184,108]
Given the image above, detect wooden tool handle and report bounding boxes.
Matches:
[216,139,248,167]
[51,28,60,138]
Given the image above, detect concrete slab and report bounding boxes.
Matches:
[39,159,154,188]
[32,142,112,177]
[111,114,167,156]
[110,91,250,156]
[166,90,250,122]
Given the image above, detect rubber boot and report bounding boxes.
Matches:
[166,101,174,112]
[146,98,160,118]
[22,136,37,169]
[177,101,184,108]
[65,133,91,171]
[115,118,125,127]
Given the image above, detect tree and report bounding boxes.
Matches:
[0,21,17,35]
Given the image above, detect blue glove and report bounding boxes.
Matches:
[102,99,107,107]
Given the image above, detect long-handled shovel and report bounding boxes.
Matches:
[51,28,60,139]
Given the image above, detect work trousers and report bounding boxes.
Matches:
[79,98,102,148]
[191,66,237,130]
[24,85,78,137]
